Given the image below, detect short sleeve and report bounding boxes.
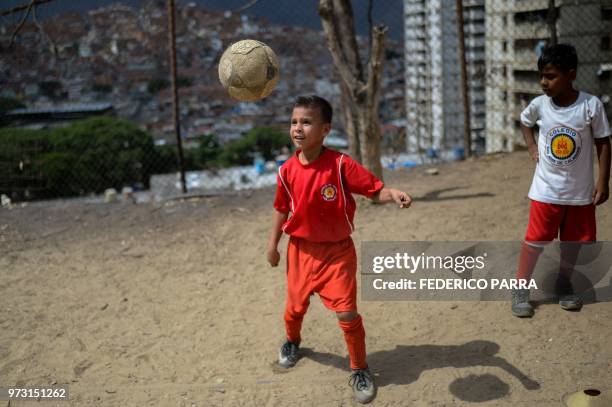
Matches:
[520,98,540,127]
[341,155,384,198]
[273,170,291,213]
[589,97,612,139]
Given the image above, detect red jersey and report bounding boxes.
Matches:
[274,148,384,242]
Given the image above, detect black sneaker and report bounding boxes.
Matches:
[559,294,583,310]
[278,340,299,368]
[349,368,377,404]
[511,288,534,318]
[556,276,583,311]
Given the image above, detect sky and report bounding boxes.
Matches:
[0,0,405,40]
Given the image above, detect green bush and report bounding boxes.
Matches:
[0,128,50,197]
[196,134,221,169]
[0,117,161,199]
[0,120,291,200]
[152,144,201,173]
[0,97,25,114]
[218,127,289,167]
[43,116,157,195]
[0,97,26,126]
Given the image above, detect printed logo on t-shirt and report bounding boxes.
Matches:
[545,126,581,166]
[320,184,338,201]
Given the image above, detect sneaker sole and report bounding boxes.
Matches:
[278,351,298,368]
[354,388,377,404]
[511,306,534,318]
[559,302,582,310]
[277,360,296,368]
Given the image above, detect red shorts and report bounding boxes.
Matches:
[525,200,596,242]
[286,236,357,313]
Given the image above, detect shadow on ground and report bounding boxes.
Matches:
[413,187,495,202]
[302,339,540,402]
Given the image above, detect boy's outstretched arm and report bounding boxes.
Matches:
[594,136,611,205]
[372,187,412,208]
[521,123,539,162]
[267,209,288,267]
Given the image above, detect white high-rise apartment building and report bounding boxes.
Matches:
[485,0,612,152]
[404,0,486,155]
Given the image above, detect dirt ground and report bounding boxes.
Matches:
[1,151,611,406]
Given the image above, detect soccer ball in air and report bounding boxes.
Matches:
[218,39,280,102]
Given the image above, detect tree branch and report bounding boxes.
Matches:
[9,0,34,48]
[318,0,366,96]
[0,0,53,17]
[367,0,373,56]
[233,0,259,13]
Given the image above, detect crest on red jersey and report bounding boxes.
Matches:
[320,184,338,201]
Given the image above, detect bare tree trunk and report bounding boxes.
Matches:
[340,81,360,160]
[0,0,54,17]
[318,0,386,180]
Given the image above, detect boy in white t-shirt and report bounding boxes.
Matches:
[512,43,611,317]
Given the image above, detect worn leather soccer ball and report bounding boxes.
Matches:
[218,39,280,102]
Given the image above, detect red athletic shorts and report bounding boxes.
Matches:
[525,200,596,242]
[286,236,357,313]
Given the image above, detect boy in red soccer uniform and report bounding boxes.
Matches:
[512,44,611,317]
[266,95,411,403]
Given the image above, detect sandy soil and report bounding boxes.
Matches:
[1,151,611,406]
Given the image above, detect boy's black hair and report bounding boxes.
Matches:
[294,95,333,124]
[537,43,578,73]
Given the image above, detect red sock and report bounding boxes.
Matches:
[516,242,544,282]
[338,314,367,370]
[284,309,303,344]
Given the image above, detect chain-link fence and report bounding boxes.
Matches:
[0,0,610,202]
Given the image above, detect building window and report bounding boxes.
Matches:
[602,36,611,51]
[602,6,612,20]
[502,41,507,52]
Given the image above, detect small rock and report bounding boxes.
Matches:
[425,168,439,176]
[450,304,458,310]
[1,194,11,207]
[123,297,128,302]
[101,303,109,311]
[104,188,118,203]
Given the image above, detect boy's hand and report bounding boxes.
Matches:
[267,245,281,267]
[391,189,412,209]
[527,144,539,162]
[593,182,609,205]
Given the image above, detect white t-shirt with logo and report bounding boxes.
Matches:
[520,92,611,205]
